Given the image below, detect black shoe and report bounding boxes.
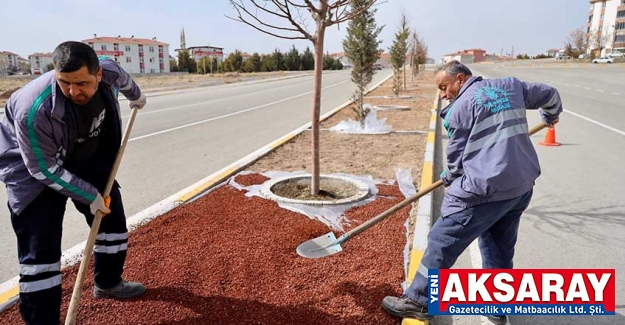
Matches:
[486,315,508,325]
[93,280,146,299]
[382,295,433,320]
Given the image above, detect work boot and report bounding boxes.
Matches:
[93,280,146,299]
[382,295,433,320]
[486,315,508,325]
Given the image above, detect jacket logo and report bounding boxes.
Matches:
[475,86,511,113]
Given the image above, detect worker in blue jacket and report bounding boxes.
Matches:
[382,60,562,325]
[0,41,147,325]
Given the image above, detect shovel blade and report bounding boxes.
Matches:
[296,232,343,259]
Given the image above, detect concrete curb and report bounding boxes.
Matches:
[402,90,440,325]
[0,71,393,313]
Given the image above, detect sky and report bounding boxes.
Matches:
[1,0,590,61]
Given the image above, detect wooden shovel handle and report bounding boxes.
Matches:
[64,106,139,325]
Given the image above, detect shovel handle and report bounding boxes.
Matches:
[337,122,548,244]
[64,106,139,325]
[338,179,444,242]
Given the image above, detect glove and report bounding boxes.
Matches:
[129,93,146,110]
[90,193,111,216]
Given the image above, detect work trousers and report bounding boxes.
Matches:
[9,178,128,325]
[405,189,533,307]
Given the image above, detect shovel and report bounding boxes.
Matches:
[297,122,548,259]
[64,106,140,325]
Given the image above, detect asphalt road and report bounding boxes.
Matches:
[0,69,393,283]
[432,60,625,325]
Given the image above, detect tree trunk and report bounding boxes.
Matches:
[311,26,326,196]
[403,63,406,90]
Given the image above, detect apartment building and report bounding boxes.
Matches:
[81,35,171,73]
[29,52,54,75]
[587,0,625,56]
[0,51,21,75]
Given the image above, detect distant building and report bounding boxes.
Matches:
[29,52,54,75]
[0,51,21,75]
[426,57,435,64]
[587,0,625,56]
[174,27,224,69]
[443,52,474,64]
[546,48,560,57]
[81,35,170,73]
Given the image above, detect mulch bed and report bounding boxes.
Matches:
[0,173,410,325]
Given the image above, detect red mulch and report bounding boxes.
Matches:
[0,173,411,325]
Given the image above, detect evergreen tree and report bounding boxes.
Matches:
[389,12,410,96]
[342,0,383,126]
[177,50,192,73]
[261,54,275,71]
[301,47,315,70]
[285,45,302,71]
[272,49,285,71]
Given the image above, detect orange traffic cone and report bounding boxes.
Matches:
[539,126,561,146]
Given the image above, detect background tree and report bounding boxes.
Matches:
[408,30,427,80]
[588,29,612,57]
[169,59,179,72]
[285,45,302,71]
[272,49,285,71]
[177,50,193,73]
[261,54,275,72]
[389,12,410,96]
[342,0,383,127]
[567,26,588,57]
[228,0,380,195]
[301,47,315,70]
[223,50,244,72]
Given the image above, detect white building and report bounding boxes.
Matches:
[587,0,625,56]
[29,52,54,75]
[442,52,474,64]
[175,45,225,73]
[82,36,170,73]
[0,51,21,75]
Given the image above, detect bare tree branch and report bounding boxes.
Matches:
[226,1,310,40]
[273,0,314,39]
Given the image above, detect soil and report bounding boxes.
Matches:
[0,70,438,325]
[270,177,359,201]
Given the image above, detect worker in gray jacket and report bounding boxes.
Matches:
[382,60,561,325]
[0,41,147,325]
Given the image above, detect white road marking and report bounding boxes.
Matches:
[128,80,349,142]
[564,109,625,137]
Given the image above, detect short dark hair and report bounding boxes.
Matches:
[434,60,473,77]
[52,41,100,75]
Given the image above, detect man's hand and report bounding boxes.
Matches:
[129,93,147,110]
[90,193,111,216]
[546,117,560,127]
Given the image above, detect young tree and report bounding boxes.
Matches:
[408,30,427,80]
[177,50,192,73]
[588,29,612,57]
[228,0,380,195]
[342,0,383,127]
[272,49,285,71]
[261,54,275,72]
[169,59,179,72]
[223,50,244,72]
[250,52,262,72]
[567,26,588,56]
[389,12,410,96]
[285,45,302,71]
[301,47,315,70]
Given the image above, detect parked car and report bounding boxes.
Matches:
[592,56,614,64]
[373,64,383,70]
[608,51,624,57]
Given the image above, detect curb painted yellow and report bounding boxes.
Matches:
[402,90,440,325]
[0,287,17,304]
